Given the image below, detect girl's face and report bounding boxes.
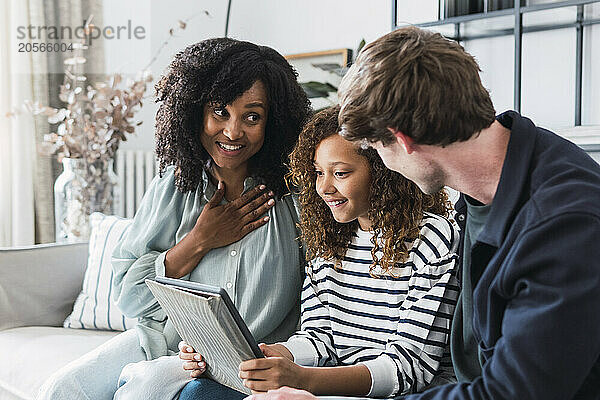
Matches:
[313,134,372,230]
[200,80,268,174]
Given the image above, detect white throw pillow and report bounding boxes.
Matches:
[63,213,137,331]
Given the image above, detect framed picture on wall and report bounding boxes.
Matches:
[285,48,353,111]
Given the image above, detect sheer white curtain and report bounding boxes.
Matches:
[0,0,37,247]
[0,0,103,247]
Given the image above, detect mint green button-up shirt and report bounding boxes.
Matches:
[112,166,303,359]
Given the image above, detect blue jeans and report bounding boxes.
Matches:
[179,378,247,400]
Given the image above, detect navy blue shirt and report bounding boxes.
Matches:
[403,111,600,400]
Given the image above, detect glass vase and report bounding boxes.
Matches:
[54,158,119,242]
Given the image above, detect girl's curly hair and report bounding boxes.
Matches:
[154,38,312,197]
[288,106,452,275]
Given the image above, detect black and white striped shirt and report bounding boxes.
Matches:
[281,213,460,397]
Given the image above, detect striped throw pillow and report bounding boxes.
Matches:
[63,213,137,331]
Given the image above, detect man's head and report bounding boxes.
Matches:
[339,26,495,147]
[337,27,496,192]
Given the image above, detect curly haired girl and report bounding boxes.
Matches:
[181,106,460,399]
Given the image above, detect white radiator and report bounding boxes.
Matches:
[114,150,157,218]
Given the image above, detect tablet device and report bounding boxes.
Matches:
[145,277,264,394]
[153,276,263,358]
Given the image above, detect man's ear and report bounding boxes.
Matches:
[387,128,415,154]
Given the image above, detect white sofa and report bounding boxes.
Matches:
[0,242,121,400]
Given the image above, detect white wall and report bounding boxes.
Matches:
[101,0,599,151]
[227,0,390,55]
[102,0,231,152]
[103,0,391,152]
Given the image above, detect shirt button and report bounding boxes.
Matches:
[226,282,233,289]
[230,250,237,257]
[457,214,465,222]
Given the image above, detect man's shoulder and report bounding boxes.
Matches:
[528,133,600,220]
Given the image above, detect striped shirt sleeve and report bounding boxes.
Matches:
[281,260,339,367]
[362,222,460,397]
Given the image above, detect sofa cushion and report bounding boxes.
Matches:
[63,213,137,331]
[0,242,89,331]
[0,326,119,400]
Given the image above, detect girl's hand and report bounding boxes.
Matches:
[244,387,317,400]
[191,182,275,251]
[178,341,206,378]
[259,343,294,361]
[239,344,308,393]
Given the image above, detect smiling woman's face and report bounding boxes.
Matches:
[200,80,268,174]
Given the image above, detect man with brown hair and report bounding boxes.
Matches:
[247,26,600,400]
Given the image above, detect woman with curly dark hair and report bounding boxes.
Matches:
[38,38,311,400]
[229,106,460,398]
